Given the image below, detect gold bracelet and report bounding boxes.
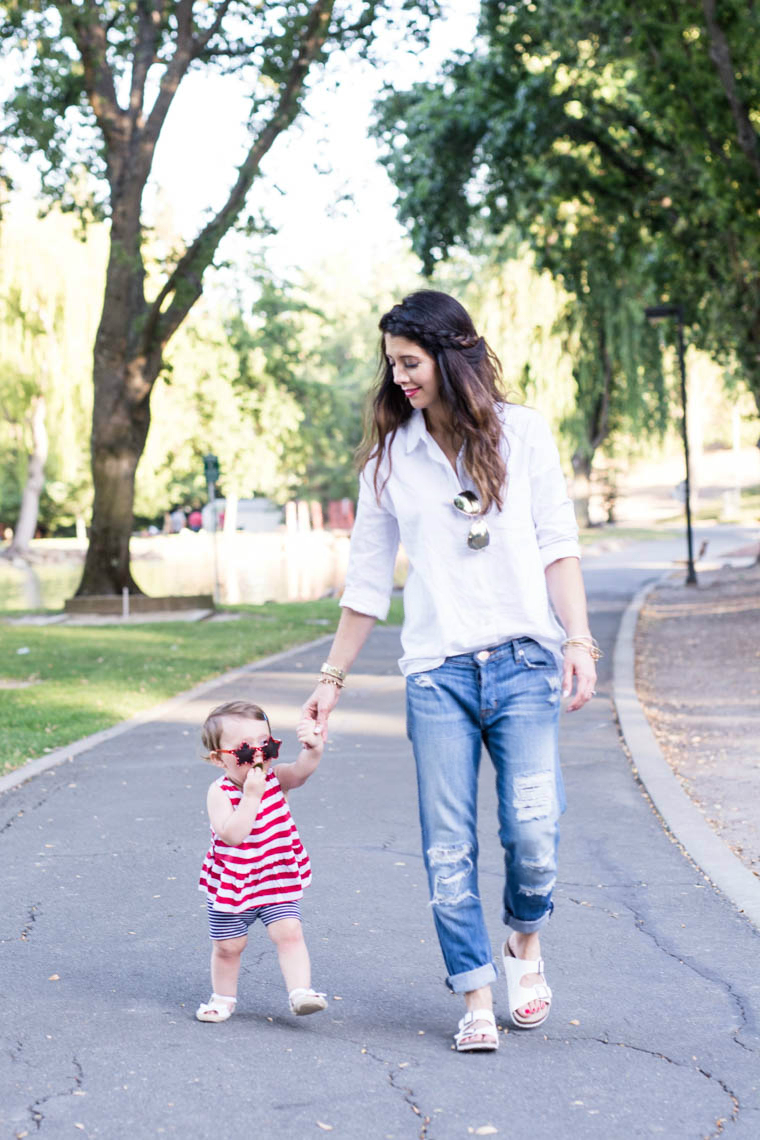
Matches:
[561,636,603,661]
[319,661,346,681]
[318,674,344,688]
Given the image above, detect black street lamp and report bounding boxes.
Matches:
[644,303,697,585]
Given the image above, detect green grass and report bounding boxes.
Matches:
[0,596,403,776]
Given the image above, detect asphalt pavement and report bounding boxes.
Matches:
[2,524,759,1140]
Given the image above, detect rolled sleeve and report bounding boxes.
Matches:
[340,466,400,621]
[528,415,580,567]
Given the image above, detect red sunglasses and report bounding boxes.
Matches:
[218,738,282,765]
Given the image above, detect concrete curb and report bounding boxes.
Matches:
[613,578,760,929]
[0,633,333,797]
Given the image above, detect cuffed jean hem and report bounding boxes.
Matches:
[446,961,498,995]
[503,903,553,934]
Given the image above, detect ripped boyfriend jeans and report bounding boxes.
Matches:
[405,638,564,994]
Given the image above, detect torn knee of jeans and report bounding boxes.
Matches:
[411,673,437,689]
[513,771,554,822]
[518,875,556,898]
[521,849,554,872]
[428,842,477,906]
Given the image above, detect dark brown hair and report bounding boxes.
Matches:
[201,700,270,761]
[357,290,508,511]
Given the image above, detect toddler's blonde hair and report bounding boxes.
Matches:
[201,700,270,762]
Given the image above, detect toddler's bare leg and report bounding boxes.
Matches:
[266,918,311,992]
[211,934,247,1000]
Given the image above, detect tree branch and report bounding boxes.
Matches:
[564,118,653,186]
[67,3,126,163]
[702,0,760,182]
[143,0,336,353]
[192,0,236,56]
[141,0,197,151]
[128,1,166,133]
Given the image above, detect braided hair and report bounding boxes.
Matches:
[358,290,509,512]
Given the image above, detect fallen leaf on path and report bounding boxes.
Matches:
[569,1019,580,1026]
[316,1123,333,1132]
[48,974,59,981]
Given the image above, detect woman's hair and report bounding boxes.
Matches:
[357,290,508,512]
[201,700,270,761]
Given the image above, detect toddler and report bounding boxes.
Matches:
[196,698,326,1022]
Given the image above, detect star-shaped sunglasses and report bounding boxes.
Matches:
[218,738,282,766]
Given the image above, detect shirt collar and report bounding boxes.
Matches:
[404,409,427,454]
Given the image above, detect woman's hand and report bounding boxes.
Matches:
[561,645,597,712]
[302,680,342,741]
[297,717,324,754]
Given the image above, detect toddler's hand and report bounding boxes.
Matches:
[297,718,324,751]
[242,764,267,798]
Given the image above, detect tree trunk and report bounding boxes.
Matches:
[75,356,156,595]
[571,449,592,528]
[75,199,158,596]
[4,395,48,559]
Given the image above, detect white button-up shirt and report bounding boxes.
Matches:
[340,404,580,676]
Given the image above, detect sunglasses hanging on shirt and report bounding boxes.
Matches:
[452,490,490,550]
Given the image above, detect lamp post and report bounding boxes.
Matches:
[644,304,697,585]
[203,453,221,604]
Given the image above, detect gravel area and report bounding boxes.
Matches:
[635,557,760,877]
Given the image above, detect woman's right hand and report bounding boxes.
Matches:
[302,680,342,741]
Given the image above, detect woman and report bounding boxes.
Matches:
[303,290,598,1052]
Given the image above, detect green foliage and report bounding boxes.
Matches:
[374,0,760,426]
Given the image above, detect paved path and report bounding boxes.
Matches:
[2,526,759,1140]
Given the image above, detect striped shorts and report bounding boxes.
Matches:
[206,898,302,940]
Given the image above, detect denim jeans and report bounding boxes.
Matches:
[405,637,564,994]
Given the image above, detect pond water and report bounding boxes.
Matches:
[0,531,365,611]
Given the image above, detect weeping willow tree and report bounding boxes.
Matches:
[547,229,668,525]
[0,208,107,552]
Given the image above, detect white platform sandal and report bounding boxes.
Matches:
[196,993,237,1022]
[454,1008,499,1052]
[502,939,552,1029]
[288,988,328,1015]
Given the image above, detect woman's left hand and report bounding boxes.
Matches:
[561,645,597,712]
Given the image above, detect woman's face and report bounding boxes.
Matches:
[384,334,441,414]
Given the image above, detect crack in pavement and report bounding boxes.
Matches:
[566,887,756,1052]
[566,895,624,919]
[20,902,41,942]
[1,781,66,834]
[26,1055,84,1133]
[546,1033,739,1139]
[616,892,758,1055]
[351,1047,433,1139]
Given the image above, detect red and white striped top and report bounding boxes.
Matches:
[198,769,312,912]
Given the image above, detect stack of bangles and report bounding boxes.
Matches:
[561,636,603,661]
[318,662,346,688]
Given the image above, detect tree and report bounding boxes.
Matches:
[0,0,436,595]
[373,0,760,461]
[0,204,107,549]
